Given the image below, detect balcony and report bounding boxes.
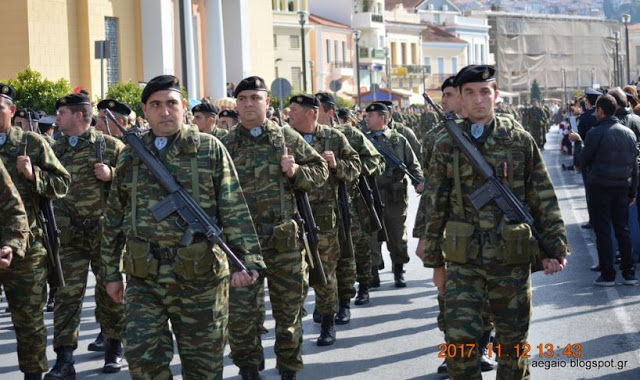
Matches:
[352,12,385,30]
[331,61,354,77]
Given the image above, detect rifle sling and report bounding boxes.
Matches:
[452,148,464,219]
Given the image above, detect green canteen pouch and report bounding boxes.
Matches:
[315,207,337,231]
[173,241,213,280]
[56,216,73,245]
[443,221,476,264]
[124,239,158,279]
[500,223,534,265]
[269,219,299,253]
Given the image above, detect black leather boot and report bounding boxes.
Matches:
[478,330,496,371]
[88,331,105,352]
[239,366,261,380]
[317,314,336,346]
[335,300,351,325]
[24,373,42,380]
[393,264,406,288]
[43,346,75,380]
[46,287,56,313]
[280,369,296,380]
[102,338,123,373]
[312,308,322,324]
[354,284,370,305]
[370,266,380,288]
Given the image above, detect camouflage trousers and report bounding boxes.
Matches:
[229,247,306,372]
[336,206,372,300]
[54,232,124,348]
[371,180,409,266]
[445,263,531,380]
[0,238,48,373]
[312,227,340,315]
[124,273,229,379]
[437,292,493,332]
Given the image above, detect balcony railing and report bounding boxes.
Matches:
[333,61,353,68]
[371,14,384,23]
[391,65,432,75]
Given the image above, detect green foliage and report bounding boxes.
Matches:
[4,67,72,115]
[105,81,144,117]
[336,96,354,109]
[530,79,542,102]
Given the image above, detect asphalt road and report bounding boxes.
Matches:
[0,125,639,379]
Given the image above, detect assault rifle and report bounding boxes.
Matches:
[367,136,422,186]
[422,93,561,265]
[294,192,327,286]
[104,110,249,273]
[337,180,354,258]
[357,176,384,236]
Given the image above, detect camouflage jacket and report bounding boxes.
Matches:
[389,120,422,163]
[333,123,385,179]
[53,127,123,219]
[222,120,329,233]
[524,107,548,129]
[422,117,570,267]
[210,127,229,141]
[101,124,264,282]
[290,123,360,208]
[0,126,70,237]
[419,111,440,137]
[0,159,29,257]
[365,127,424,186]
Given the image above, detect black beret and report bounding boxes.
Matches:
[55,93,91,110]
[219,109,238,120]
[441,76,457,92]
[97,99,132,116]
[453,65,496,88]
[16,108,40,120]
[141,75,181,104]
[289,94,319,109]
[315,92,336,108]
[585,88,602,96]
[192,102,219,115]
[337,108,351,120]
[0,83,16,102]
[365,103,388,113]
[234,76,268,98]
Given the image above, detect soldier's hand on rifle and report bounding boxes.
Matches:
[0,246,13,269]
[321,151,337,169]
[281,147,299,178]
[16,155,35,182]
[94,163,113,182]
[231,269,259,288]
[106,281,124,303]
[542,257,567,275]
[415,182,425,194]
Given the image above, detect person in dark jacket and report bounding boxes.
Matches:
[572,94,639,286]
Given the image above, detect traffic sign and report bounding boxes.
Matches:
[329,80,342,92]
[271,78,292,99]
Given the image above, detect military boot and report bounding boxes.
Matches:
[24,373,42,380]
[478,330,496,371]
[239,366,261,380]
[88,331,105,352]
[393,264,406,288]
[312,308,322,324]
[280,369,296,380]
[317,314,336,346]
[43,346,75,380]
[354,284,369,305]
[334,300,351,325]
[46,287,56,312]
[370,266,380,288]
[102,339,123,373]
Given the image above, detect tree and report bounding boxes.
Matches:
[4,67,72,115]
[105,81,144,118]
[530,79,542,102]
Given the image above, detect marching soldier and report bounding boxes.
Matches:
[192,102,229,140]
[96,99,133,139]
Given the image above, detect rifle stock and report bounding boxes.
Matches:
[38,198,65,288]
[295,191,327,286]
[337,181,354,258]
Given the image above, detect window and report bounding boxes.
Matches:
[424,56,431,68]
[288,0,294,11]
[326,39,331,63]
[379,35,384,49]
[451,57,458,73]
[104,17,120,85]
[290,35,300,49]
[334,40,339,65]
[401,43,407,65]
[292,67,302,91]
[437,57,444,74]
[342,41,347,63]
[274,34,278,48]
[480,45,485,63]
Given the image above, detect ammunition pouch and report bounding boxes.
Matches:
[123,239,158,279]
[267,219,299,253]
[314,207,336,231]
[443,221,478,264]
[499,223,538,265]
[56,216,72,245]
[173,240,214,281]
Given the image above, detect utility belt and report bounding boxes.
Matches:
[442,221,539,266]
[56,214,102,245]
[123,238,215,281]
[256,218,300,253]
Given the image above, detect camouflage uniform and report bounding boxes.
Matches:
[0,158,29,252]
[101,124,264,378]
[367,127,424,269]
[292,124,360,317]
[419,110,440,139]
[523,106,548,149]
[52,127,125,350]
[0,126,70,374]
[389,120,422,163]
[332,123,385,300]
[423,116,570,379]
[210,127,228,141]
[222,120,328,372]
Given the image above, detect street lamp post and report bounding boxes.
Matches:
[309,60,314,93]
[623,14,631,85]
[298,11,308,92]
[354,30,362,109]
[614,31,620,86]
[561,68,567,106]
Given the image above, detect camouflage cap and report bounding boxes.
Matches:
[0,83,16,102]
[97,98,132,116]
[55,93,91,110]
[191,102,220,115]
[141,75,181,104]
[453,65,496,88]
[234,76,267,98]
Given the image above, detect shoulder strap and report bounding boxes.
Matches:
[452,148,464,218]
[131,156,140,237]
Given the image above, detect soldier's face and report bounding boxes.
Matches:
[441,86,461,114]
[55,106,77,133]
[460,81,498,124]
[317,105,334,125]
[0,99,16,132]
[141,90,186,137]
[365,111,385,130]
[236,90,269,128]
[288,103,314,129]
[14,116,30,132]
[193,112,215,133]
[217,117,235,130]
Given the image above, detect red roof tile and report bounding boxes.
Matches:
[308,14,351,29]
[421,24,467,43]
